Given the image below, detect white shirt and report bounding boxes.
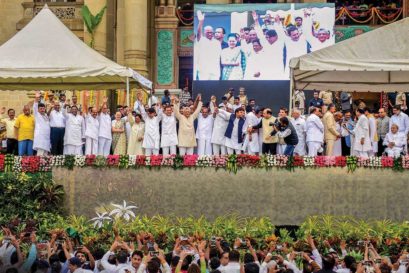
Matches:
[139,104,162,149]
[306,114,324,143]
[33,102,51,151]
[63,112,85,146]
[195,37,221,80]
[85,114,100,140]
[161,114,178,147]
[383,131,406,148]
[390,112,409,135]
[220,262,241,273]
[98,112,112,140]
[49,109,66,127]
[196,114,214,140]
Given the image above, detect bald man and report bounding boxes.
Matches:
[85,107,99,155]
[195,10,221,80]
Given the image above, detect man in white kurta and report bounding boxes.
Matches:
[306,107,324,156]
[352,109,372,157]
[84,108,99,155]
[366,110,378,157]
[161,106,178,155]
[33,100,51,156]
[243,108,260,155]
[63,106,85,155]
[137,102,162,156]
[252,11,286,80]
[196,107,214,156]
[195,11,221,80]
[210,103,228,155]
[98,102,113,156]
[217,108,247,155]
[291,109,306,156]
[383,124,406,158]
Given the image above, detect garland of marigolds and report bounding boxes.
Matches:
[336,7,402,24]
[0,154,408,174]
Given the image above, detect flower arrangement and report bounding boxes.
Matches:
[368,157,382,168]
[335,156,346,167]
[196,155,213,167]
[226,154,238,173]
[381,156,394,168]
[74,155,86,167]
[346,156,358,173]
[85,154,96,166]
[161,155,175,167]
[106,155,120,167]
[0,155,408,174]
[39,156,52,172]
[149,155,163,167]
[64,155,75,170]
[212,155,227,168]
[136,155,146,167]
[51,155,65,167]
[183,155,198,167]
[292,155,305,167]
[303,156,315,167]
[128,155,137,168]
[13,156,22,173]
[4,154,14,172]
[401,156,409,169]
[119,155,129,169]
[236,154,260,168]
[94,155,107,168]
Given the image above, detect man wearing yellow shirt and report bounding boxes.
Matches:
[0,107,18,154]
[14,105,35,156]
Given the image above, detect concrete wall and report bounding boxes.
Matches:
[53,167,409,225]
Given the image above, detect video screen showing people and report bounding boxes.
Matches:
[194,4,335,81]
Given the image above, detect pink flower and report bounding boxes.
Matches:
[183,155,198,166]
[107,155,120,166]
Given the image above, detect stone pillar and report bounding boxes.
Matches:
[84,0,107,56]
[154,0,179,89]
[124,0,149,76]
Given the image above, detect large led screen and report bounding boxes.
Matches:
[193,3,335,81]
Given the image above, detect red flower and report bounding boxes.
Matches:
[136,155,146,166]
[150,155,163,166]
[85,154,96,166]
[381,156,393,167]
[314,156,326,167]
[293,155,304,167]
[335,156,346,167]
[0,154,5,171]
[183,155,198,166]
[21,156,40,173]
[106,155,120,166]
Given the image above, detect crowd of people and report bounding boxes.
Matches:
[1,88,408,158]
[194,7,333,81]
[1,228,409,273]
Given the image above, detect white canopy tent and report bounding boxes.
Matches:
[290,17,409,99]
[0,5,152,105]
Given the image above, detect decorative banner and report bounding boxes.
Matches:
[156,30,174,86]
[334,25,374,43]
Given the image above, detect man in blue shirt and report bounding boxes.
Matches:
[309,91,324,110]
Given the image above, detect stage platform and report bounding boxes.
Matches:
[53,167,409,225]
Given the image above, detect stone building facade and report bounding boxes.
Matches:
[0,0,408,111]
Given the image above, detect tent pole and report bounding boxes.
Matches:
[126,77,130,107]
[289,68,294,114]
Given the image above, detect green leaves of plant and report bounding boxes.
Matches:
[81,4,107,48]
